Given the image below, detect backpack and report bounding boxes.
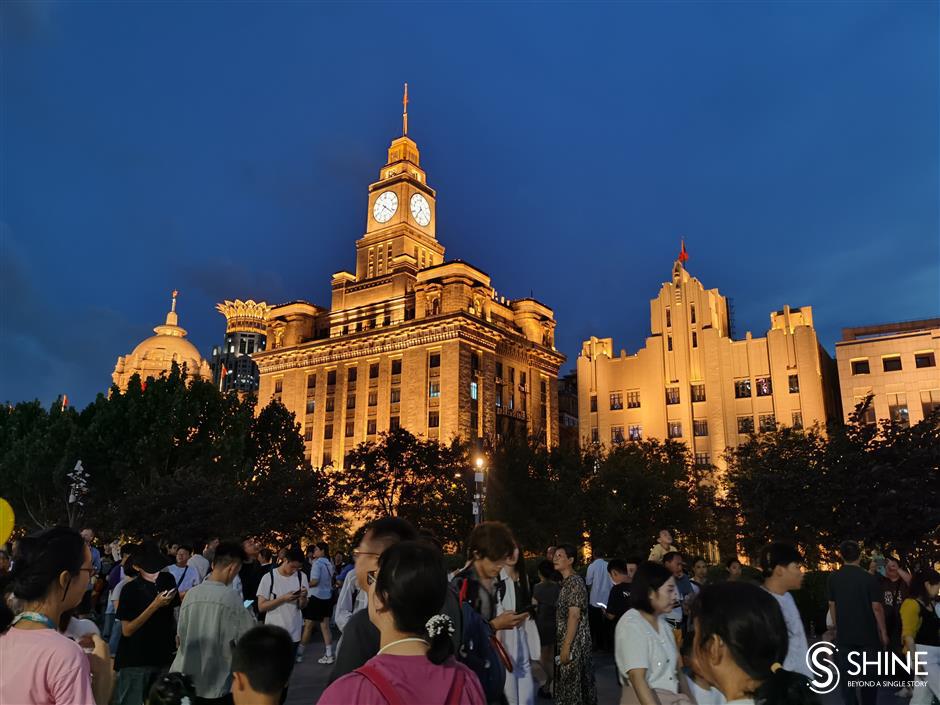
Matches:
[454,575,508,704]
[258,566,302,624]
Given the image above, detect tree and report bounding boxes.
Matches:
[335,429,474,550]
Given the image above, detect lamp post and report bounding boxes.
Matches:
[473,455,486,526]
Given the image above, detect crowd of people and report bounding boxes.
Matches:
[0,523,938,705]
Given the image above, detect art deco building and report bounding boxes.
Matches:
[253,91,565,467]
[835,318,940,426]
[211,299,271,393]
[577,250,840,470]
[112,291,212,391]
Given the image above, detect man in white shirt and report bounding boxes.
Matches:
[166,545,201,598]
[585,554,613,650]
[333,566,367,632]
[760,542,811,677]
[257,547,309,662]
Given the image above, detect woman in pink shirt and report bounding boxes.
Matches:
[0,526,111,705]
[317,541,485,705]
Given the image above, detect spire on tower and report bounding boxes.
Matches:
[171,289,179,313]
[402,82,409,136]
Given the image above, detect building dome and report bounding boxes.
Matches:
[112,291,212,391]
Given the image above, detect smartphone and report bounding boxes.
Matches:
[161,589,176,598]
[516,604,538,618]
[243,599,254,609]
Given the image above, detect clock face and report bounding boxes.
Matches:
[410,193,431,227]
[373,191,398,223]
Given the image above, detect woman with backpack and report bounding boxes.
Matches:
[317,541,485,704]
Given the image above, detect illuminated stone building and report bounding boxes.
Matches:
[835,318,940,426]
[254,89,564,467]
[211,299,271,393]
[112,291,212,391]
[577,248,840,470]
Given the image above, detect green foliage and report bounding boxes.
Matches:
[0,365,338,541]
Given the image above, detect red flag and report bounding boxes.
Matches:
[678,239,689,264]
[219,364,227,392]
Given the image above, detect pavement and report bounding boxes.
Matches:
[286,635,916,704]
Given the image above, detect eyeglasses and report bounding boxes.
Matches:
[353,549,381,559]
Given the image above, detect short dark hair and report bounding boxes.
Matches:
[759,543,803,578]
[467,521,516,562]
[663,551,682,566]
[364,517,418,549]
[211,542,246,570]
[120,543,137,558]
[231,625,295,695]
[147,672,196,705]
[315,541,329,555]
[909,569,940,602]
[631,561,673,614]
[259,548,273,562]
[726,557,741,569]
[554,543,579,567]
[176,544,193,555]
[283,547,304,564]
[537,559,558,581]
[838,540,861,563]
[607,559,628,574]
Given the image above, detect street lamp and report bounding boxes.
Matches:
[473,455,486,526]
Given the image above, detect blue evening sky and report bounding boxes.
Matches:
[2,1,937,407]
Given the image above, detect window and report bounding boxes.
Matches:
[429,353,441,368]
[590,427,599,443]
[307,374,317,389]
[324,424,333,440]
[692,332,698,348]
[590,395,597,412]
[921,390,940,418]
[628,424,642,441]
[667,421,682,438]
[390,388,401,404]
[391,359,402,375]
[367,419,377,435]
[495,362,503,379]
[470,381,478,400]
[321,450,332,467]
[327,370,337,386]
[348,367,357,382]
[694,452,710,467]
[791,411,803,429]
[346,394,356,409]
[369,363,379,378]
[734,379,751,398]
[368,391,377,407]
[274,379,283,394]
[690,305,696,324]
[627,391,641,408]
[693,419,708,436]
[609,392,623,410]
[756,377,772,396]
[691,384,706,403]
[737,416,754,434]
[882,356,902,372]
[667,336,673,352]
[854,396,876,425]
[611,426,624,444]
[325,397,335,412]
[429,382,441,398]
[666,308,671,327]
[666,387,680,405]
[759,414,776,432]
[304,428,313,442]
[345,420,355,437]
[389,416,400,431]
[851,359,870,375]
[428,411,440,428]
[915,352,936,368]
[788,375,799,393]
[305,398,315,414]
[888,393,909,428]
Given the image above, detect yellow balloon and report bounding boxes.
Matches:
[0,498,14,546]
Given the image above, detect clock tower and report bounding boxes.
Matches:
[356,84,445,280]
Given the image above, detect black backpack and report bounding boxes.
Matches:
[258,566,302,623]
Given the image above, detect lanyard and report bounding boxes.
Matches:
[11,611,58,630]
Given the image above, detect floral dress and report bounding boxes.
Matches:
[555,574,597,705]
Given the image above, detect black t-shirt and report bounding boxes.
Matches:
[328,608,380,684]
[115,574,179,669]
[827,564,882,647]
[240,560,266,602]
[605,583,632,620]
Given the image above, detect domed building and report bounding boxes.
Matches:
[112,290,212,391]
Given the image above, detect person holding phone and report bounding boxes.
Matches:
[495,545,536,705]
[256,547,309,665]
[114,543,180,705]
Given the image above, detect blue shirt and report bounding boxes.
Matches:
[309,557,333,600]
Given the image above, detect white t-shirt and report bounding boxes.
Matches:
[334,569,366,632]
[687,678,726,704]
[257,568,309,641]
[615,609,680,693]
[764,588,811,677]
[188,553,210,581]
[585,558,613,608]
[64,617,101,641]
[167,563,201,593]
[111,575,132,607]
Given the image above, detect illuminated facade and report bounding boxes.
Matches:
[211,299,271,393]
[254,90,564,467]
[112,291,212,391]
[577,253,840,470]
[835,319,940,426]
